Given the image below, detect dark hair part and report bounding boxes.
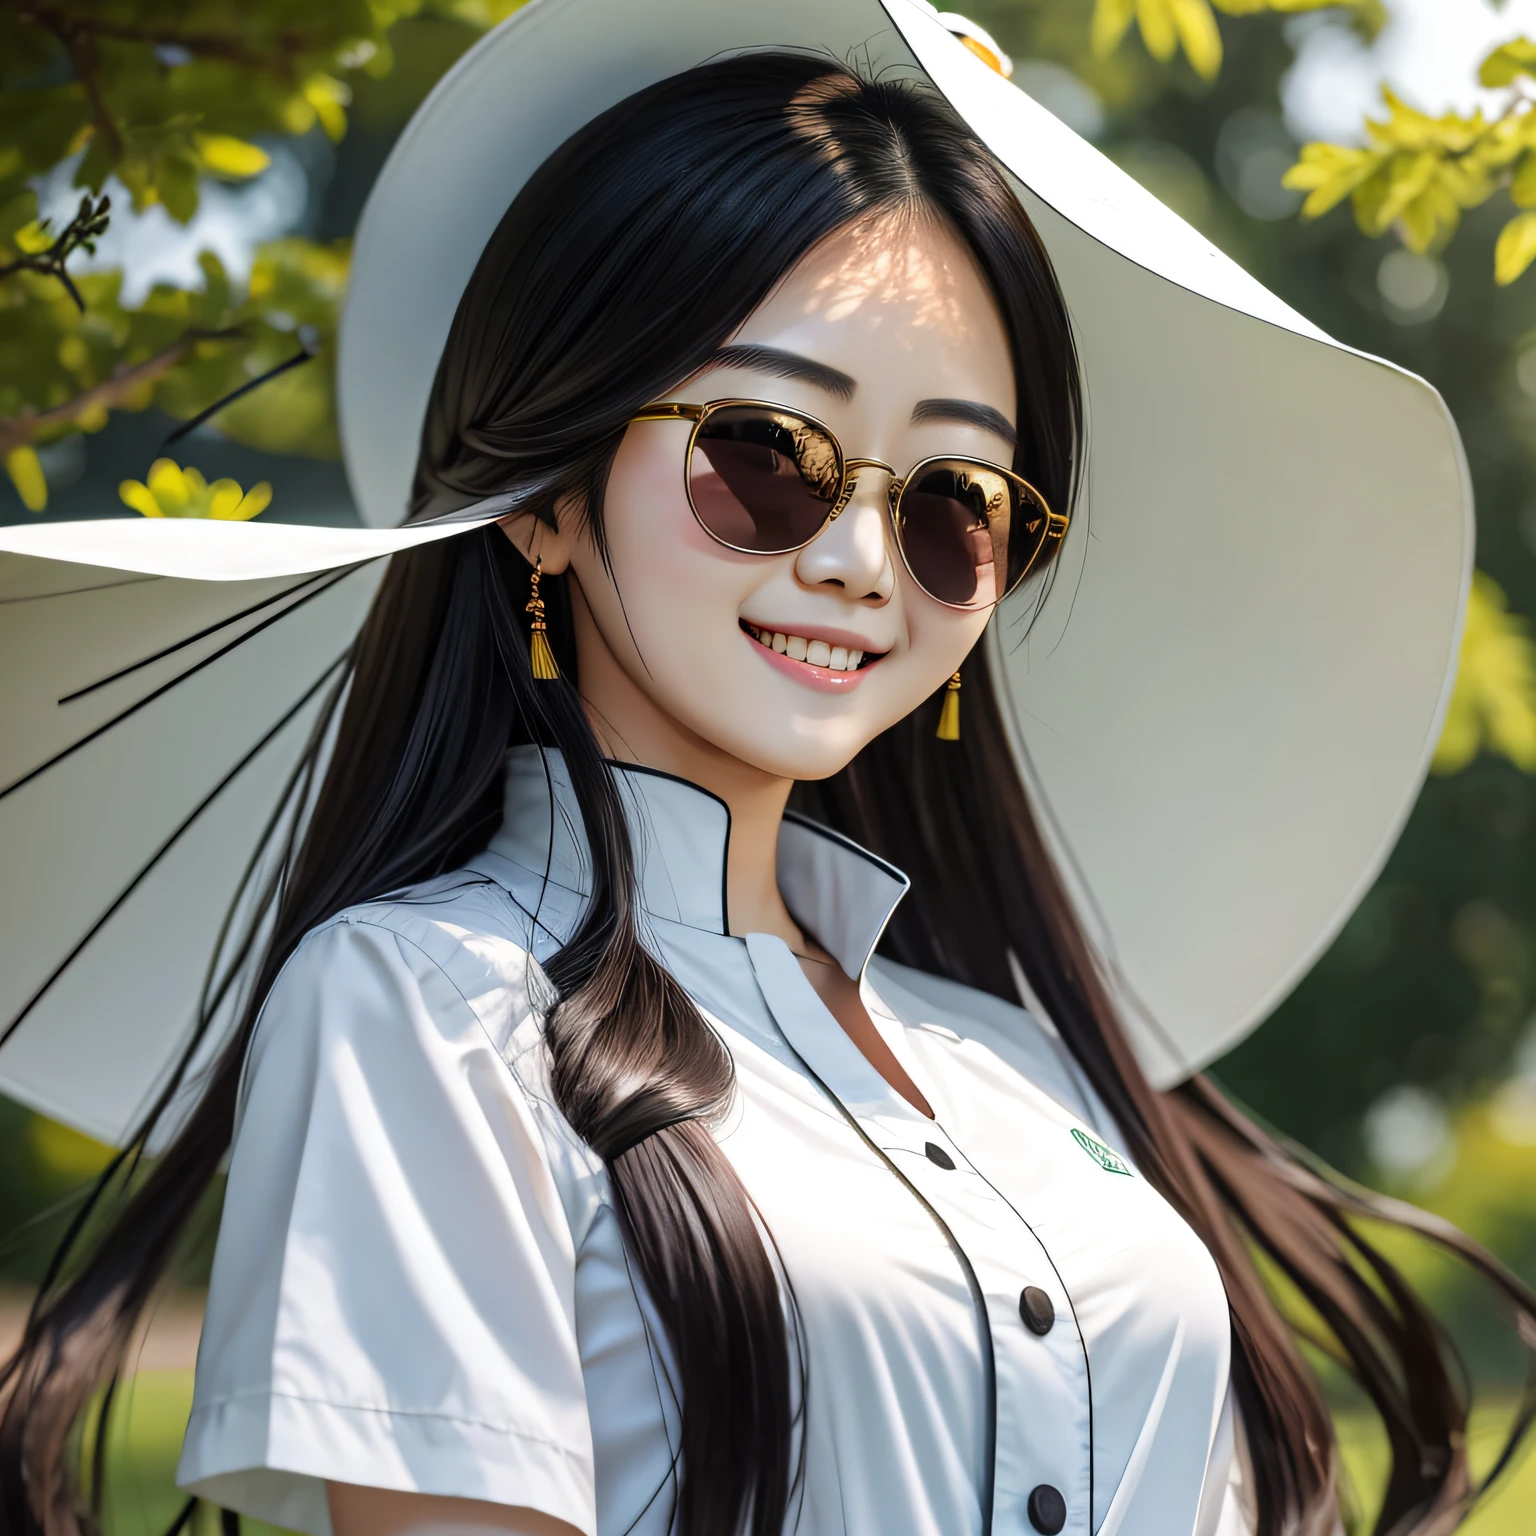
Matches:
[3,51,1532,1536]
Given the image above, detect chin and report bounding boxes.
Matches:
[715,722,875,783]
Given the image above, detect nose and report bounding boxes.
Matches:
[793,466,895,602]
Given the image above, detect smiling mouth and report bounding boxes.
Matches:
[740,622,884,672]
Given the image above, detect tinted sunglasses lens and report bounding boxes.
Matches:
[897,460,1018,608]
[688,406,841,553]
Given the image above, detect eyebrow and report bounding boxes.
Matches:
[703,344,856,401]
[698,349,1017,445]
[911,398,1017,445]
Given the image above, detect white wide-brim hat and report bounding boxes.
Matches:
[0,0,1469,1144]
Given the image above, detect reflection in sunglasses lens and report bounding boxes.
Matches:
[689,407,839,553]
[683,409,1043,608]
[898,462,1014,608]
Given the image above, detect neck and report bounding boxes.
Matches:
[572,593,804,947]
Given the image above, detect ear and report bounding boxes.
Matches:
[497,507,578,575]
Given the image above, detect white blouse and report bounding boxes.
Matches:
[179,747,1251,1536]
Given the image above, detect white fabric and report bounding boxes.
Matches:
[0,512,497,583]
[180,749,1246,1536]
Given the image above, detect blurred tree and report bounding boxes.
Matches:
[0,0,523,512]
[1087,0,1536,290]
[1435,572,1536,776]
[1088,0,1377,84]
[1285,36,1536,286]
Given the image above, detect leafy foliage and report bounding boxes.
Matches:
[1434,573,1536,777]
[1088,0,1358,83]
[0,1,524,511]
[0,237,349,500]
[1284,37,1536,285]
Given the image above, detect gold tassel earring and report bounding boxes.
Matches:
[936,671,962,741]
[525,556,560,681]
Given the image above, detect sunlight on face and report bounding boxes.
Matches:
[804,211,977,337]
[553,210,1018,782]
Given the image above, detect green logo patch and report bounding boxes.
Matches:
[1071,1128,1132,1176]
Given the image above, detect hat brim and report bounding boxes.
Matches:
[0,0,1467,1141]
[340,0,1469,1084]
[0,518,498,1143]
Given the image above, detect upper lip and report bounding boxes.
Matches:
[740,619,889,654]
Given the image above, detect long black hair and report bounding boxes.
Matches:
[4,51,1534,1536]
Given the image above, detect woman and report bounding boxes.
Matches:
[1,7,1531,1536]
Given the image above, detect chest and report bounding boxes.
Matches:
[542,982,1231,1536]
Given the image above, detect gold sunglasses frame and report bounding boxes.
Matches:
[631,398,1069,610]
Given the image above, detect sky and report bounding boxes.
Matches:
[1284,0,1536,143]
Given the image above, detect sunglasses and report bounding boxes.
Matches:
[631,398,1069,610]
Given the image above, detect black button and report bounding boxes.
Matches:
[1019,1286,1055,1335]
[1027,1484,1067,1534]
[924,1141,956,1169]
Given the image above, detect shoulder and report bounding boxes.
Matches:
[236,867,603,1219]
[273,872,549,1050]
[867,955,1112,1135]
[248,870,556,1100]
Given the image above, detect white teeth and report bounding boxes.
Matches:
[746,624,868,671]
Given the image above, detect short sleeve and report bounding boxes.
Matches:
[177,913,595,1536]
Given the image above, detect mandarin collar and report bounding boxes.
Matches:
[481,746,909,979]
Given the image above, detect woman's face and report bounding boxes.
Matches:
[508,211,1017,783]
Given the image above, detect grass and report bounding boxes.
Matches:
[1332,1396,1536,1536]
[93,1372,289,1536]
[95,1370,1535,1535]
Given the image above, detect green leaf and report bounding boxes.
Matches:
[1169,0,1223,80]
[1479,36,1536,89]
[303,75,352,141]
[1496,210,1536,284]
[196,134,271,179]
[1136,0,1180,64]
[1434,572,1536,772]
[4,446,46,511]
[1284,142,1382,219]
[1512,153,1536,210]
[1091,0,1139,58]
[1397,176,1460,253]
[159,155,200,223]
[1364,149,1440,236]
[1364,89,1487,157]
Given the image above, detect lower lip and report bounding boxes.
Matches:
[743,631,878,693]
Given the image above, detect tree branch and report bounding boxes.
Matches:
[0,194,110,312]
[14,4,305,73]
[0,331,239,457]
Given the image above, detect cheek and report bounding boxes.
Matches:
[583,431,766,656]
[603,427,770,574]
[895,580,992,689]
[604,430,698,557]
